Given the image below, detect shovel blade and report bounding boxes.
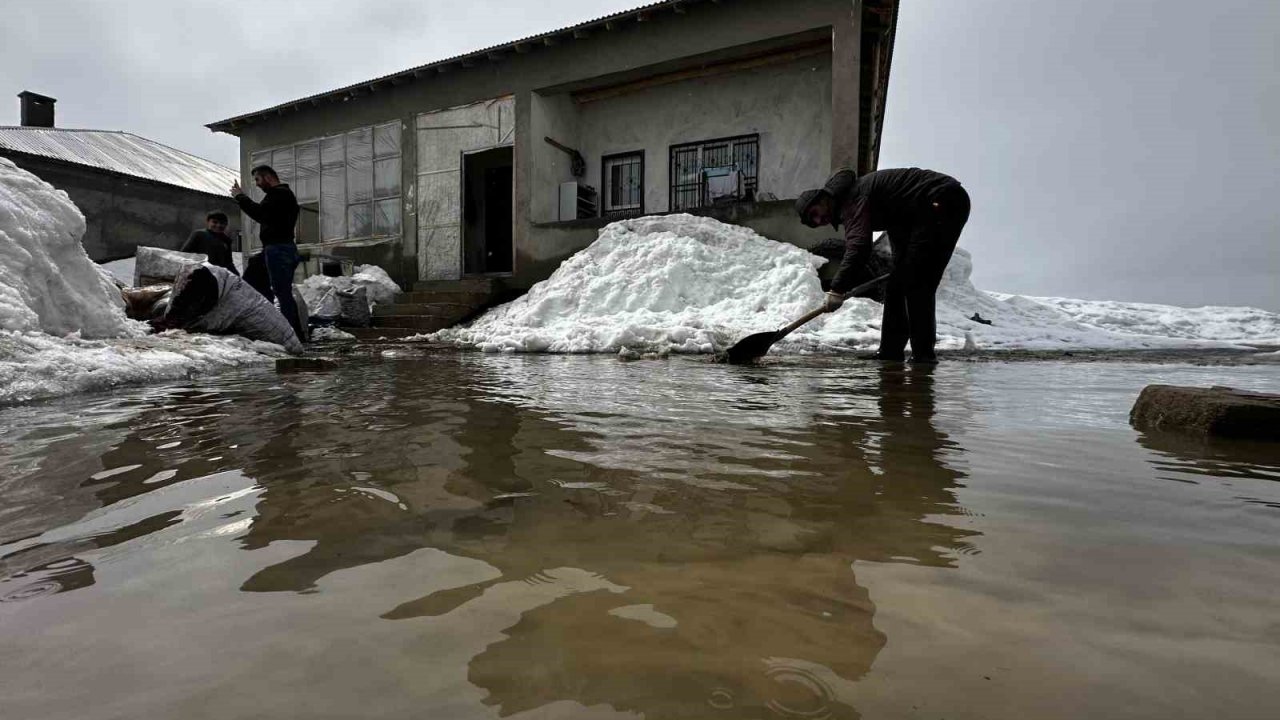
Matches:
[722,331,782,364]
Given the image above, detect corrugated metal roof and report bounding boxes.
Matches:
[208,0,695,132]
[0,126,237,196]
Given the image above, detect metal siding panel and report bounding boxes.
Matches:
[0,127,236,195]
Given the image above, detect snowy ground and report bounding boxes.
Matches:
[0,331,288,405]
[0,158,286,405]
[427,215,1280,355]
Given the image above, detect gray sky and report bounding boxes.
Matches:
[3,1,1278,309]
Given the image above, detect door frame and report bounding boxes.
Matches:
[459,143,515,278]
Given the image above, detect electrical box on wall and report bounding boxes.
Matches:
[559,182,598,221]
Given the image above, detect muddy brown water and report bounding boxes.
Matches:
[1,351,1278,719]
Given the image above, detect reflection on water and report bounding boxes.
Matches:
[0,353,1277,719]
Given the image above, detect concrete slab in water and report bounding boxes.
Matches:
[1130,384,1280,440]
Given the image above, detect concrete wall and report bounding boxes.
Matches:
[227,0,864,290]
[3,153,242,262]
[529,93,581,224]
[571,52,832,215]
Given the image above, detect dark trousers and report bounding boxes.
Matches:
[263,243,303,341]
[880,185,971,359]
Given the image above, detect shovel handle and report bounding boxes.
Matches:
[775,274,892,339]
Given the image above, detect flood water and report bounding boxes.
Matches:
[1,351,1278,720]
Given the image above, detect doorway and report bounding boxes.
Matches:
[462,146,513,275]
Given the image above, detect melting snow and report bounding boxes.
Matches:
[428,214,1280,354]
[0,158,282,404]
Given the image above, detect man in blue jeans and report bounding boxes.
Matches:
[231,165,303,341]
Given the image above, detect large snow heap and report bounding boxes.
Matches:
[431,213,1280,354]
[1,158,285,405]
[0,158,138,337]
[437,214,826,353]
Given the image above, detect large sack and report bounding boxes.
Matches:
[135,246,206,287]
[168,263,303,354]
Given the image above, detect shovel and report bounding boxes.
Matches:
[721,274,890,364]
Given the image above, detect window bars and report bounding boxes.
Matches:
[668,133,758,212]
[602,151,644,217]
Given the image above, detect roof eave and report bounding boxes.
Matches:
[0,147,233,198]
[206,0,697,135]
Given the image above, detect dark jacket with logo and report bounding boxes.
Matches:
[234,184,299,246]
[820,168,960,293]
[180,230,238,275]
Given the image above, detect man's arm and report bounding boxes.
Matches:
[829,195,873,294]
[235,192,271,224]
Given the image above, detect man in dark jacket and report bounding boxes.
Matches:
[231,165,303,341]
[796,167,970,362]
[180,211,239,276]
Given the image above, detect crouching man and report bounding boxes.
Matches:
[151,263,303,354]
[797,167,970,362]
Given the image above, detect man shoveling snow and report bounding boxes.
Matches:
[797,167,971,363]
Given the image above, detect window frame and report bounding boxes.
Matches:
[245,120,402,248]
[600,150,646,218]
[668,133,760,212]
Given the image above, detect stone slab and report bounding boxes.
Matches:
[1130,385,1280,441]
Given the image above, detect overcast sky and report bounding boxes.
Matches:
[3,1,1277,308]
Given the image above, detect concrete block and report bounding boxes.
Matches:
[1130,385,1280,440]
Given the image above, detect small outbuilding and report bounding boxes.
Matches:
[1,91,241,263]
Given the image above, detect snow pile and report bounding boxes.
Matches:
[0,331,288,405]
[434,214,825,353]
[298,264,401,318]
[1,159,284,405]
[427,214,1280,354]
[0,158,138,338]
[1000,295,1280,345]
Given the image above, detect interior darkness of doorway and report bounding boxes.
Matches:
[463,146,513,275]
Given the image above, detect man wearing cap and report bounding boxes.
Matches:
[797,167,970,362]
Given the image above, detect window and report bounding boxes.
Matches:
[245,121,402,247]
[601,151,644,217]
[668,134,759,212]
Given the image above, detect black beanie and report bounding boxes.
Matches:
[796,189,822,226]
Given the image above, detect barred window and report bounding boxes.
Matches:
[668,134,759,212]
[602,151,644,217]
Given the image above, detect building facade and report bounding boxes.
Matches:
[3,92,241,263]
[209,0,898,291]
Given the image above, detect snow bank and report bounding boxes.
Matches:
[428,214,1280,354]
[999,295,1280,345]
[0,330,286,405]
[0,159,285,405]
[0,158,138,338]
[434,215,823,353]
[298,264,401,318]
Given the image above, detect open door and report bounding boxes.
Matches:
[462,146,514,275]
